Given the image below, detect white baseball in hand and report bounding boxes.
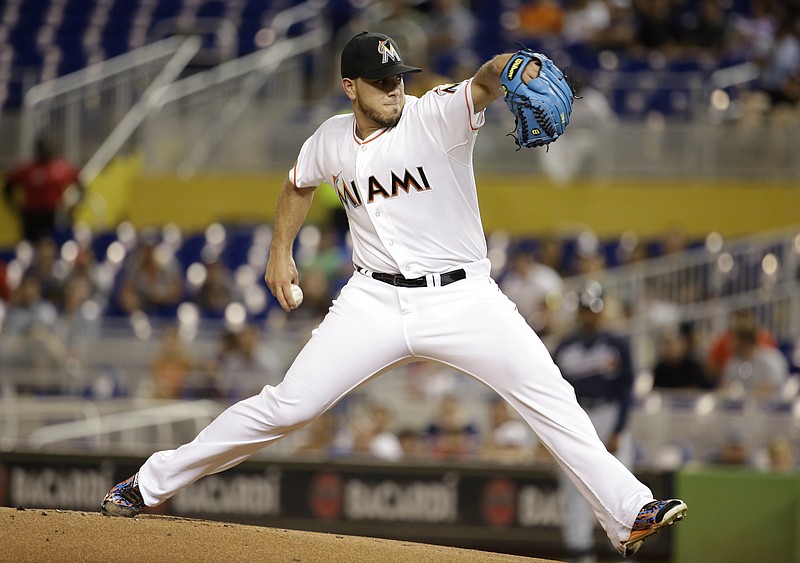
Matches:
[290,283,304,306]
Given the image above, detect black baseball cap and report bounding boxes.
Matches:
[341,31,422,80]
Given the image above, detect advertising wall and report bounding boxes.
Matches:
[0,452,674,560]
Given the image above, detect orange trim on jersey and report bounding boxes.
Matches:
[291,162,315,189]
[464,78,480,131]
[352,120,389,144]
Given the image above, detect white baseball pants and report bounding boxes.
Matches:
[559,403,636,555]
[137,270,653,548]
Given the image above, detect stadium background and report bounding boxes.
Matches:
[1,1,799,562]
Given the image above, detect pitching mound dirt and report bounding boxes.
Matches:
[0,506,562,563]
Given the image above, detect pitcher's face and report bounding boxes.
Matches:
[348,75,406,129]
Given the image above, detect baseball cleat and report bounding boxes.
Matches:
[101,473,145,517]
[621,498,687,556]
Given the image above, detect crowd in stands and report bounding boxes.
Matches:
[380,1,800,100]
[0,0,798,116]
[0,217,797,471]
[1,1,799,471]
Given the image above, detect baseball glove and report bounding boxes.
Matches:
[500,50,575,149]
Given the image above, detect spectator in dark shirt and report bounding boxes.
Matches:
[653,324,712,389]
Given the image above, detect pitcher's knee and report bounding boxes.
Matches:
[256,381,327,430]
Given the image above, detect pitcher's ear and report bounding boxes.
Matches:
[342,78,357,100]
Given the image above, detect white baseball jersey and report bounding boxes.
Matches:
[136,78,655,553]
[291,80,490,278]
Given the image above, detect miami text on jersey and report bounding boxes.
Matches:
[333,166,433,209]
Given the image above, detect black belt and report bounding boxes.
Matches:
[355,265,466,288]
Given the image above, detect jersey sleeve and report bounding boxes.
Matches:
[289,123,329,188]
[416,79,486,152]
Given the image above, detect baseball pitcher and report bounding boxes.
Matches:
[102,31,686,557]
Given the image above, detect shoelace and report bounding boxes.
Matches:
[116,484,143,506]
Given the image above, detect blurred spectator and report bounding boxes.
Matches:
[561,0,611,47]
[54,274,102,381]
[551,282,635,563]
[729,0,778,61]
[3,135,84,243]
[713,428,752,466]
[631,0,683,57]
[658,224,690,256]
[480,398,536,464]
[295,411,351,458]
[194,259,238,319]
[66,245,110,309]
[424,0,478,79]
[706,309,778,384]
[514,0,565,39]
[0,260,9,302]
[149,325,194,400]
[397,428,425,459]
[499,246,563,334]
[210,323,285,400]
[683,0,728,58]
[573,244,606,278]
[117,236,184,317]
[766,436,795,472]
[24,236,64,307]
[0,273,64,376]
[536,233,568,277]
[424,394,480,461]
[756,10,800,108]
[616,232,649,266]
[720,322,789,401]
[591,0,636,51]
[350,403,404,461]
[652,324,712,389]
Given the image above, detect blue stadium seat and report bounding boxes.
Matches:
[175,232,206,270]
[152,0,184,20]
[197,1,226,19]
[221,226,255,270]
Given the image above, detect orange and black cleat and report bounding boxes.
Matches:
[621,499,688,556]
[101,473,145,518]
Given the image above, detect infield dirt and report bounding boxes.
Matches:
[0,506,563,563]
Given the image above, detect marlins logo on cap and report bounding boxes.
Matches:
[341,31,422,80]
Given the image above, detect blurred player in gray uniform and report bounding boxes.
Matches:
[552,283,636,562]
[101,31,686,557]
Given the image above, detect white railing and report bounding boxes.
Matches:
[3,371,798,468]
[0,396,101,450]
[24,399,223,452]
[78,35,202,187]
[560,225,800,369]
[141,5,331,177]
[629,389,800,470]
[20,36,194,165]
